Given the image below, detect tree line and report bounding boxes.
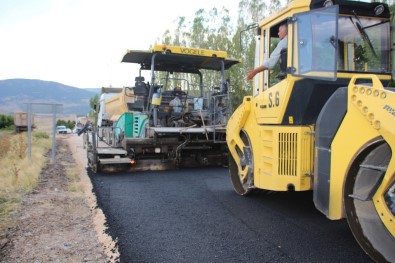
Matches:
[155,0,395,106]
[156,0,283,107]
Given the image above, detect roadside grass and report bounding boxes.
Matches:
[60,144,84,195]
[0,126,15,133]
[0,131,51,237]
[66,167,84,194]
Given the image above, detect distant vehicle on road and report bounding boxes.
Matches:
[56,125,68,134]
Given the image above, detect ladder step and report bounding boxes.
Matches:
[98,157,132,165]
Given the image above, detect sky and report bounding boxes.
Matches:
[0,0,241,88]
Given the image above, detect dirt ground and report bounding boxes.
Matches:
[0,116,119,263]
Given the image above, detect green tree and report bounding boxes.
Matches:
[6,115,13,127]
[0,114,13,129]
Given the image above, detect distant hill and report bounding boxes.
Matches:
[84,88,102,94]
[0,79,100,115]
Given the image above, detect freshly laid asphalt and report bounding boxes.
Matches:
[89,167,372,263]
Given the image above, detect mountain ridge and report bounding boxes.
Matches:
[0,79,99,115]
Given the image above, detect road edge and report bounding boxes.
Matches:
[66,135,120,262]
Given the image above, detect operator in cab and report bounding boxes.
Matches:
[246,22,288,80]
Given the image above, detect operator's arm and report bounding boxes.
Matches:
[246,65,266,80]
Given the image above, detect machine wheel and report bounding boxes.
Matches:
[86,147,100,173]
[87,156,100,173]
[229,131,253,195]
[345,143,395,263]
[91,163,98,173]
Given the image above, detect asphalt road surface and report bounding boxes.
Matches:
[89,167,372,263]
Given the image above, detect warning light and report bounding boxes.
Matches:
[131,160,136,165]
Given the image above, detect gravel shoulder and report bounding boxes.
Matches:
[0,134,119,262]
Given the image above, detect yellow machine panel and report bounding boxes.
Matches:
[252,125,314,191]
[151,44,228,59]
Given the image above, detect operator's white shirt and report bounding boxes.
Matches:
[262,36,288,70]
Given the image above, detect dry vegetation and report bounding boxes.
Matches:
[0,115,114,262]
[0,131,51,236]
[0,132,111,262]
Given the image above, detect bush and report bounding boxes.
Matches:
[0,114,13,129]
